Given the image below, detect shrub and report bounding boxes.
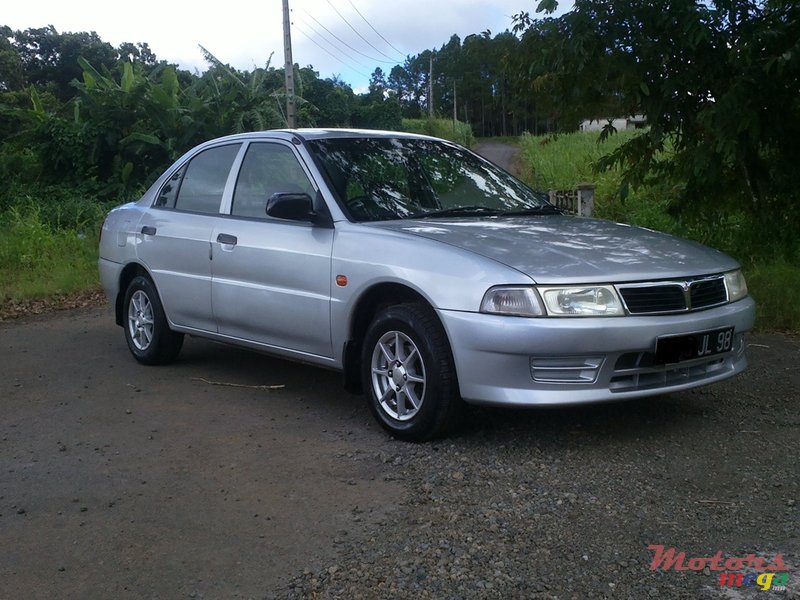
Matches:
[0,200,102,301]
[402,118,475,147]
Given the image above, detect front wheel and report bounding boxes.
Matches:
[362,303,462,441]
[123,275,184,365]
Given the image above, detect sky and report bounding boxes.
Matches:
[3,0,569,92]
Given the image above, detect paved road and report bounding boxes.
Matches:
[2,307,798,599]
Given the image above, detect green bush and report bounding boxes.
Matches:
[1,183,114,231]
[519,130,689,241]
[744,261,800,333]
[518,130,640,190]
[0,201,102,301]
[401,118,475,147]
[0,187,112,301]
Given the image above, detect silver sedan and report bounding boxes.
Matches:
[99,129,755,440]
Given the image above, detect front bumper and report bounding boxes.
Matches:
[438,296,755,407]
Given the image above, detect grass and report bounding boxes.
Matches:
[518,129,642,190]
[518,130,800,332]
[0,191,109,302]
[745,261,800,333]
[518,130,690,238]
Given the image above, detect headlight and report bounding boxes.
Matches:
[481,285,624,317]
[480,287,544,317]
[537,285,624,316]
[724,269,748,302]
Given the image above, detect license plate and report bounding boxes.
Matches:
[655,326,735,365]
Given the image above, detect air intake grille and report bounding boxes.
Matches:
[619,285,685,313]
[618,276,727,315]
[689,278,728,308]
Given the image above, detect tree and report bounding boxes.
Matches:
[515,0,800,232]
[368,67,387,100]
[459,32,498,135]
[117,42,158,67]
[11,26,118,100]
[387,64,419,117]
[196,46,283,134]
[299,68,354,126]
[0,26,24,91]
[511,15,582,133]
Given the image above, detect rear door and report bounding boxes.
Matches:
[210,141,334,358]
[136,143,242,332]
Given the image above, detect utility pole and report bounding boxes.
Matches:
[282,0,296,128]
[428,54,434,119]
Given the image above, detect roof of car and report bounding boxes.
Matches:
[203,128,441,146]
[288,128,436,141]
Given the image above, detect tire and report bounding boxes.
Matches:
[362,303,462,441]
[123,275,184,365]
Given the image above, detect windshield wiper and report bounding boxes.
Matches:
[500,205,564,216]
[406,205,504,219]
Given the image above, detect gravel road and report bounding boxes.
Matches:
[473,142,523,176]
[1,306,797,599]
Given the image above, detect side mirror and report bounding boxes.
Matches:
[266,192,315,221]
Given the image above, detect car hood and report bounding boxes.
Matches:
[368,216,739,284]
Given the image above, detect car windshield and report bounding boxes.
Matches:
[306,137,550,222]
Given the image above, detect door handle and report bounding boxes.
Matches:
[141,226,157,236]
[216,233,238,246]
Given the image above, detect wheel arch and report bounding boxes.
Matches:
[342,282,447,394]
[115,263,153,327]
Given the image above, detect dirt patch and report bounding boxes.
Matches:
[0,288,106,322]
[473,142,523,176]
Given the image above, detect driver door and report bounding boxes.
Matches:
[210,141,334,358]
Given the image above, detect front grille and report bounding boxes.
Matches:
[618,276,727,315]
[608,333,745,392]
[689,278,728,308]
[609,356,729,392]
[619,285,685,313]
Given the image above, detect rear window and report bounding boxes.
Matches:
[155,144,241,213]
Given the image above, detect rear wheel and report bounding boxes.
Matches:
[362,303,462,441]
[123,275,183,365]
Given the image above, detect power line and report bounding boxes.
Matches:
[346,0,406,60]
[325,0,399,63]
[294,25,371,79]
[302,9,396,64]
[295,15,371,70]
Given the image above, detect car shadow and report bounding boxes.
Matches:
[168,335,370,414]
[455,392,708,449]
[168,336,709,448]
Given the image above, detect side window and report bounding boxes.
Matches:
[231,143,315,219]
[170,144,241,213]
[155,166,185,207]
